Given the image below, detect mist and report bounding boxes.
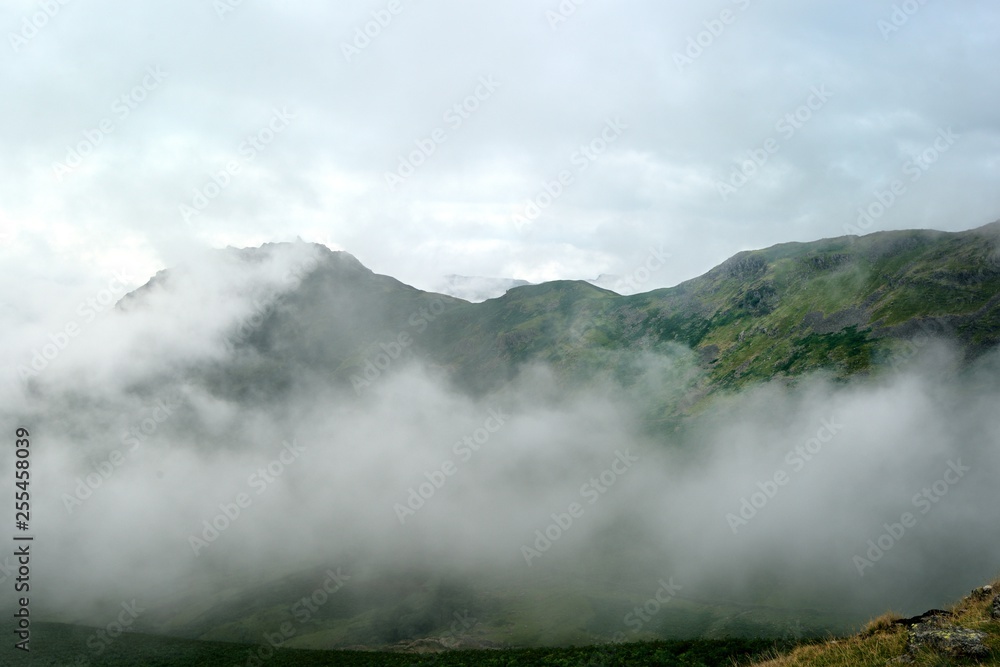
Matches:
[2,245,999,644]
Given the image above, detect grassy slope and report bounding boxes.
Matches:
[751,578,1000,666]
[412,223,1000,413]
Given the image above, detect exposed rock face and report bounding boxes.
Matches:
[970,584,994,601]
[722,252,768,281]
[992,594,1000,620]
[801,307,868,335]
[899,616,989,662]
[735,282,778,316]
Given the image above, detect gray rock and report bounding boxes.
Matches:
[992,594,1000,620]
[970,584,993,600]
[901,619,989,662]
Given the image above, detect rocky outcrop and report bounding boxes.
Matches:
[892,609,950,628]
[897,613,989,663]
[970,584,994,600]
[907,623,988,661]
[722,252,768,281]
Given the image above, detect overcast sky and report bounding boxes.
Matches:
[3,2,1000,633]
[2,0,998,308]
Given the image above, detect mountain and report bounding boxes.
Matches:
[429,221,1000,391]
[171,221,1000,413]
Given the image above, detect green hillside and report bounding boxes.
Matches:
[125,565,846,650]
[10,621,804,666]
[199,222,1000,405]
[423,222,1000,398]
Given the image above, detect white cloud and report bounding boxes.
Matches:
[0,0,997,301]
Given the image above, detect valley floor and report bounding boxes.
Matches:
[10,623,799,666]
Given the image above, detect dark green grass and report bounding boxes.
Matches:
[12,622,804,666]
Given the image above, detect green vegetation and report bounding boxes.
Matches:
[121,565,849,654]
[20,622,805,666]
[411,222,1000,407]
[751,579,1000,666]
[27,582,1000,665]
[206,222,1000,416]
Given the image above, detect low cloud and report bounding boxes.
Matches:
[1,249,998,643]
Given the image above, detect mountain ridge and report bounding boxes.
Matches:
[116,220,1000,411]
